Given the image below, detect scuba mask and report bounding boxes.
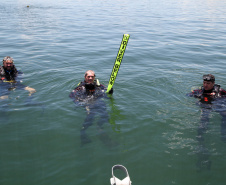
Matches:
[203,75,215,82]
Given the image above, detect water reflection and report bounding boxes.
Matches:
[108,98,125,134]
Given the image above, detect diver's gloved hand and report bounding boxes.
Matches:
[108,88,113,94]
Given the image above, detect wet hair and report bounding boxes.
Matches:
[85,70,96,77]
[203,74,215,82]
[3,56,14,63]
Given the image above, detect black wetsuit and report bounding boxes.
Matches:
[0,65,18,81]
[187,84,226,137]
[0,65,24,97]
[69,80,113,104]
[187,84,226,103]
[69,80,113,145]
[70,81,106,101]
[187,84,226,170]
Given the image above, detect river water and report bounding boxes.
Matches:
[1,0,226,184]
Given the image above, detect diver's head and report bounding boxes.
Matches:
[3,56,14,71]
[84,70,96,84]
[203,74,215,91]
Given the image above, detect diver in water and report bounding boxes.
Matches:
[187,74,226,140]
[0,56,36,99]
[70,70,113,101]
[187,74,226,100]
[70,70,113,146]
[187,74,226,170]
[0,56,18,81]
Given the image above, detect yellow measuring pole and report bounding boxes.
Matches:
[106,34,130,93]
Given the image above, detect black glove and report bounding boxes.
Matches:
[108,88,113,94]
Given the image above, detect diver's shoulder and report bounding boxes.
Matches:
[219,87,226,95]
[74,82,85,91]
[75,81,85,87]
[0,65,4,75]
[191,87,203,94]
[94,79,106,88]
[186,87,202,97]
[213,84,226,96]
